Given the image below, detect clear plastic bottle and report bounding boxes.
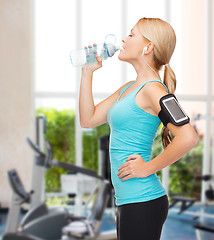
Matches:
[70,34,120,67]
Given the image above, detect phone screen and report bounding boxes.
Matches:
[163,98,187,122]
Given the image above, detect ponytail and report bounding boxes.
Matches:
[162,65,176,149]
[163,65,176,95]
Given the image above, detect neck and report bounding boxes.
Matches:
[131,58,161,85]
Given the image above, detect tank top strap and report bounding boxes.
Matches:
[118,81,135,100]
[136,79,169,93]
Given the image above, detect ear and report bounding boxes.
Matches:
[147,42,154,53]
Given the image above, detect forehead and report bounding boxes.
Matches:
[131,25,140,33]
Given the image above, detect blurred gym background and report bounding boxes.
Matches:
[0,0,214,239]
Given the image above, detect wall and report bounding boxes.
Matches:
[0,0,35,207]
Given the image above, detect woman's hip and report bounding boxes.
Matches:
[116,195,169,240]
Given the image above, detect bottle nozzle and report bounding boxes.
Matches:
[115,45,121,51]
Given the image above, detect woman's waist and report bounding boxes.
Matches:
[109,138,153,152]
[109,152,151,167]
[109,147,152,156]
[111,172,164,196]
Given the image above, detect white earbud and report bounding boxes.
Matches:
[142,47,147,56]
[141,46,160,79]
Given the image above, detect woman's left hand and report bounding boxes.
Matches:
[117,154,149,181]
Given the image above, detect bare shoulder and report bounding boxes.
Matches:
[144,81,168,94]
[143,81,168,114]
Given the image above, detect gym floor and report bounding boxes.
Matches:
[1,205,214,240]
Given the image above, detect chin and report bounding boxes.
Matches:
[118,54,123,61]
[118,51,129,62]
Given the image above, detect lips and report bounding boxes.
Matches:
[120,45,125,51]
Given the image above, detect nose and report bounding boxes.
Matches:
[122,39,125,43]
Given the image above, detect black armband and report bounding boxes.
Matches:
[158,94,190,127]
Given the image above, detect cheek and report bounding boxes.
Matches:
[131,41,143,54]
[126,41,142,57]
[126,46,140,59]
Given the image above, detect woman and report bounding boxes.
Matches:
[79,17,198,240]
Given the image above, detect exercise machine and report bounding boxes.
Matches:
[3,138,117,240]
[169,174,214,219]
[98,135,114,208]
[169,196,198,215]
[3,168,69,240]
[30,115,47,209]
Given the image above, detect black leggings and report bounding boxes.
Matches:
[116,195,169,240]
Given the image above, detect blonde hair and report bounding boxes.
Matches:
[136,17,177,149]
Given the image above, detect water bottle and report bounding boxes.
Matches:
[70,34,120,67]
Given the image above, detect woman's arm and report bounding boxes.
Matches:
[79,54,134,128]
[145,123,198,176]
[144,83,198,176]
[79,55,102,127]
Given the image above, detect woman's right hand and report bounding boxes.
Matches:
[82,44,103,74]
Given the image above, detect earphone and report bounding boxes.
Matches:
[141,46,161,80]
[142,47,147,56]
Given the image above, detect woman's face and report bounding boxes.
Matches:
[118,24,146,63]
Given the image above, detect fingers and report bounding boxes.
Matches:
[118,170,130,179]
[118,162,129,171]
[84,43,102,61]
[117,165,129,177]
[121,175,132,181]
[96,55,102,63]
[118,170,129,179]
[83,43,102,68]
[118,166,133,181]
[126,154,138,161]
[85,43,96,48]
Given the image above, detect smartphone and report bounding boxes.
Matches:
[162,96,189,124]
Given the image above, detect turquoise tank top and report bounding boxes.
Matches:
[107,79,169,206]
